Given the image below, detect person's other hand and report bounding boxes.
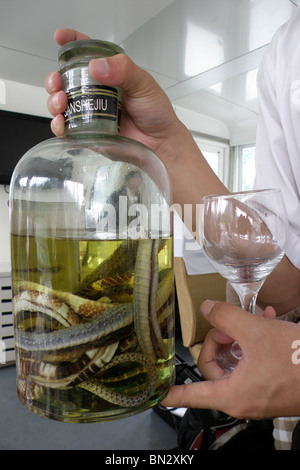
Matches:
[162,300,300,419]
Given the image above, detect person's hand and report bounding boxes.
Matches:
[45,28,227,233]
[162,300,300,419]
[197,303,276,381]
[45,28,183,164]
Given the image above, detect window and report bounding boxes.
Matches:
[233,144,256,192]
[192,138,256,192]
[241,145,256,190]
[193,136,230,188]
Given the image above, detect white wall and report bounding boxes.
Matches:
[0,78,51,118]
[0,185,10,271]
[174,105,230,141]
[229,118,257,147]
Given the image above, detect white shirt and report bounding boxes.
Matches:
[255,7,300,269]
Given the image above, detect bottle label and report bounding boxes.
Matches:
[64,85,119,125]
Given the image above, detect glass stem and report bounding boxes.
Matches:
[230,280,264,314]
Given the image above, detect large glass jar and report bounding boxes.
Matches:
[9,40,175,423]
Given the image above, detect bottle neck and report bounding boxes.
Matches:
[61,66,121,136]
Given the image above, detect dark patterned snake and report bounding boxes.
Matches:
[13,238,174,408]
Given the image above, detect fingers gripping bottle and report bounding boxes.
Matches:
[10,39,175,422]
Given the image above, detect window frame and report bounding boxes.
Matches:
[192,134,230,188]
[232,143,256,192]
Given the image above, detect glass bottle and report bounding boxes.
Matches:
[9,39,175,423]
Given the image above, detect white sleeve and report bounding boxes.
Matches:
[254,30,300,269]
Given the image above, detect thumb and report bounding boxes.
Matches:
[200,300,257,344]
[89,54,164,102]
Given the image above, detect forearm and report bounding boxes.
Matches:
[157,119,228,233]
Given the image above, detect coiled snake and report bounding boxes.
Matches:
[13,238,174,411]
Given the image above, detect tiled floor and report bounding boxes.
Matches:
[0,341,194,450]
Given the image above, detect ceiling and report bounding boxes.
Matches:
[0,0,296,143]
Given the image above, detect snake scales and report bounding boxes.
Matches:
[13,238,174,411]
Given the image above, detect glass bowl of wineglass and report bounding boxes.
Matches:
[201,188,288,372]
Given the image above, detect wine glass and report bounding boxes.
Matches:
[201,188,288,373]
